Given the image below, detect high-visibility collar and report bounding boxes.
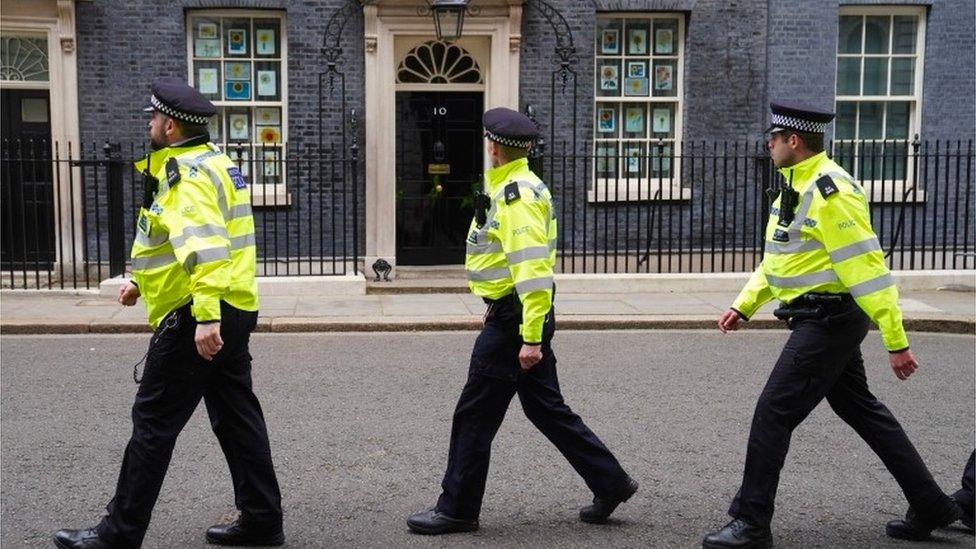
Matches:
[485,157,530,195]
[778,150,828,192]
[133,136,212,173]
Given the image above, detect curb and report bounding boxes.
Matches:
[3,317,973,335]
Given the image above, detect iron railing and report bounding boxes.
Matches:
[539,138,974,274]
[1,138,972,289]
[0,139,361,289]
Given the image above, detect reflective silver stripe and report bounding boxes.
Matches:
[785,186,817,242]
[184,246,230,272]
[193,162,229,218]
[766,270,838,288]
[230,233,256,250]
[506,245,550,265]
[169,224,229,249]
[466,240,503,255]
[134,230,169,248]
[227,203,252,220]
[132,252,178,271]
[466,267,510,281]
[848,272,895,297]
[492,180,551,203]
[828,237,881,263]
[515,276,554,294]
[765,238,824,255]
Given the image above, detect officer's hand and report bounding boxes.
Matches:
[889,349,918,381]
[118,282,140,306]
[519,344,543,371]
[195,322,223,361]
[718,309,743,333]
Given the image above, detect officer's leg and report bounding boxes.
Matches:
[728,317,861,527]
[96,350,206,546]
[957,452,976,513]
[436,324,519,520]
[203,315,282,528]
[517,353,630,498]
[825,349,957,520]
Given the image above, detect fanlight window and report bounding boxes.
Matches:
[396,40,482,84]
[0,35,49,82]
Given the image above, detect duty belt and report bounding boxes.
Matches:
[773,292,855,322]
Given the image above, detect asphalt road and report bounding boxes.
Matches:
[1,331,973,549]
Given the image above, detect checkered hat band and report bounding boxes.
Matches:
[485,130,533,149]
[771,113,827,134]
[150,95,210,125]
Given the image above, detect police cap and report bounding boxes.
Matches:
[483,107,539,149]
[766,101,835,135]
[142,77,216,125]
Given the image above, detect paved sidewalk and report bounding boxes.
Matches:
[1,288,973,334]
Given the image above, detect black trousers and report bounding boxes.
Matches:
[435,295,630,520]
[96,302,282,548]
[954,451,975,513]
[729,303,952,527]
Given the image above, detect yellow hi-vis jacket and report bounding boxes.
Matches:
[130,138,258,328]
[465,157,557,344]
[732,151,908,351]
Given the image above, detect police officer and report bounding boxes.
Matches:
[54,78,283,548]
[701,102,962,549]
[406,108,638,535]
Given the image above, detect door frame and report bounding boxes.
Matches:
[363,2,522,276]
[1,1,83,273]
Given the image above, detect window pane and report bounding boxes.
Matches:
[652,19,678,55]
[838,16,862,54]
[859,102,883,139]
[208,109,222,142]
[224,61,252,101]
[623,142,646,178]
[863,16,890,54]
[890,58,914,95]
[227,108,252,142]
[892,15,917,54]
[257,145,281,185]
[650,104,675,139]
[625,19,650,56]
[254,19,280,58]
[649,142,672,178]
[596,58,621,97]
[228,144,251,178]
[224,18,250,58]
[862,58,887,95]
[255,61,280,101]
[883,141,908,180]
[835,102,857,139]
[886,101,910,140]
[622,104,646,138]
[836,58,861,95]
[595,142,618,179]
[596,19,623,55]
[194,60,221,101]
[595,103,619,138]
[192,18,222,58]
[651,60,676,97]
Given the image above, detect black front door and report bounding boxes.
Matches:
[1,88,55,269]
[395,91,483,265]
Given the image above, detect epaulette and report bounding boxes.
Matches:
[165,157,181,188]
[504,182,520,204]
[815,174,839,200]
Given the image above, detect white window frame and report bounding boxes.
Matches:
[186,9,289,206]
[834,5,926,202]
[591,12,688,203]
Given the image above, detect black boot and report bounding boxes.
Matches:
[951,489,975,531]
[579,476,639,524]
[886,500,963,541]
[702,519,773,549]
[406,508,479,535]
[53,528,115,549]
[205,518,284,546]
